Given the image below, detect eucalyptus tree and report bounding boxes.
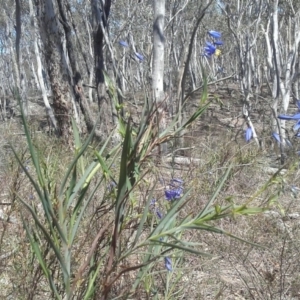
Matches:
[152,0,165,105]
[28,0,57,128]
[92,0,111,104]
[3,3,27,114]
[34,0,80,140]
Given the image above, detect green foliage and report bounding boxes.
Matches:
[10,79,278,299]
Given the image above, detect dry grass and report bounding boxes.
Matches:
[1,99,300,299]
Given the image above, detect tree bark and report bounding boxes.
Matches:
[152,0,165,104]
[92,0,112,136]
[152,0,167,154]
[36,0,76,140]
[92,1,111,102]
[29,0,57,129]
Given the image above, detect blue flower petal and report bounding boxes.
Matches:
[203,52,212,58]
[272,132,281,143]
[296,100,300,110]
[156,209,163,219]
[119,40,128,47]
[107,181,117,192]
[165,190,175,200]
[214,40,224,46]
[208,30,222,39]
[135,52,144,61]
[278,113,300,120]
[165,188,182,201]
[205,42,216,50]
[150,199,156,206]
[204,41,216,56]
[164,257,172,271]
[294,120,300,131]
[245,127,253,142]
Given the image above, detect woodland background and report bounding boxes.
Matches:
[1,0,300,299]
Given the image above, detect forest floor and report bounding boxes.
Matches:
[1,85,300,299]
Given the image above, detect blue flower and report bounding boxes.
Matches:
[204,41,216,57]
[165,178,184,201]
[135,52,144,61]
[208,30,222,39]
[150,199,163,219]
[245,127,253,142]
[107,181,117,192]
[164,257,172,271]
[296,99,300,110]
[214,40,224,46]
[278,113,300,120]
[294,120,300,131]
[156,209,163,219]
[150,198,157,206]
[165,188,182,201]
[119,40,128,47]
[271,132,291,146]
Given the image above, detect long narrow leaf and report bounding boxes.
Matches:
[25,228,60,299]
[132,188,155,247]
[59,117,97,198]
[11,146,59,235]
[148,190,191,238]
[18,197,69,277]
[154,241,211,257]
[14,90,45,188]
[196,163,233,219]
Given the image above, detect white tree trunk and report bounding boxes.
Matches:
[36,0,79,139]
[152,0,165,104]
[152,0,166,154]
[29,0,57,129]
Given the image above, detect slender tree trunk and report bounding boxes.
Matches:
[176,1,213,125]
[36,0,74,139]
[92,0,112,137]
[152,0,167,154]
[152,0,165,104]
[29,0,57,129]
[15,0,28,116]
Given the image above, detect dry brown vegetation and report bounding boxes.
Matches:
[1,91,300,300]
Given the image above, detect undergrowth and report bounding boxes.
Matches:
[0,84,299,300]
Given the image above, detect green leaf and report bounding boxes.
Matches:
[18,198,69,277]
[233,206,268,215]
[115,121,133,226]
[148,191,190,239]
[196,163,233,219]
[21,216,60,299]
[59,117,97,199]
[132,188,155,247]
[155,241,211,257]
[182,101,211,129]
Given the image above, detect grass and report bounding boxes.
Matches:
[0,91,300,299]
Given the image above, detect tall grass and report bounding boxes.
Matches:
[9,79,281,299]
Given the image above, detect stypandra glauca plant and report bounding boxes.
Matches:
[11,74,281,299]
